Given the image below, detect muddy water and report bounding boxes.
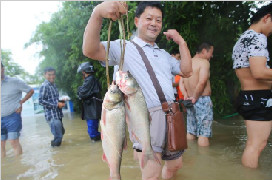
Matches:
[1,113,271,180]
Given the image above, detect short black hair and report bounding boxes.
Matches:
[44,67,56,74]
[250,3,272,24]
[170,48,179,55]
[135,1,164,18]
[1,62,4,68]
[196,42,214,54]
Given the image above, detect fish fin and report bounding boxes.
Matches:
[102,153,108,163]
[101,130,104,140]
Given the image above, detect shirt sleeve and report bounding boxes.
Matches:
[16,78,32,93]
[39,85,58,109]
[168,53,181,75]
[101,40,122,66]
[247,34,268,58]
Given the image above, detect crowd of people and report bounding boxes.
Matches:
[1,1,271,180]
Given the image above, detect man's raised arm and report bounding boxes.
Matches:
[82,1,127,61]
[163,29,192,78]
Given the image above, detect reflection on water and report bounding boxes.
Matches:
[1,113,271,180]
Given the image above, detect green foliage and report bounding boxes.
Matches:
[26,1,102,112]
[161,1,254,118]
[27,1,258,118]
[1,50,25,76]
[1,49,41,84]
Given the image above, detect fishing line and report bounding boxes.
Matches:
[105,20,112,88]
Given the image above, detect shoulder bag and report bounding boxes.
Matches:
[132,41,188,151]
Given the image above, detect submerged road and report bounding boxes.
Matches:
[1,112,271,180]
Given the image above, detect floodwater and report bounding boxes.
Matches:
[1,113,271,180]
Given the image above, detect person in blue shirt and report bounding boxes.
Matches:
[39,67,66,147]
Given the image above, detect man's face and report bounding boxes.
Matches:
[44,71,56,83]
[82,71,89,79]
[134,6,162,44]
[266,15,272,36]
[204,46,214,61]
[172,53,181,60]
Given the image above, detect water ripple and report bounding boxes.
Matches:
[17,135,63,180]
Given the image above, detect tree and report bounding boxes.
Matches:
[1,49,25,76]
[1,49,41,84]
[27,1,258,118]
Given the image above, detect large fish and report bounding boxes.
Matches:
[101,84,126,180]
[116,71,160,168]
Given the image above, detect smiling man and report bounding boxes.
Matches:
[83,1,192,180]
[39,67,66,147]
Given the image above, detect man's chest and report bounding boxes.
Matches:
[46,86,59,98]
[1,83,20,96]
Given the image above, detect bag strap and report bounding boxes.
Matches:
[131,41,167,105]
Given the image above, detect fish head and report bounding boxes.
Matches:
[103,84,124,108]
[118,71,138,95]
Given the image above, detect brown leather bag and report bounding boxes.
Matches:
[132,41,188,152]
[162,102,188,151]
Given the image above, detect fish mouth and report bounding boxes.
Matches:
[109,84,121,91]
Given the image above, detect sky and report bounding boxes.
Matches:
[1,1,62,75]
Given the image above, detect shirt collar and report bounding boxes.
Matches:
[45,79,55,86]
[85,75,93,79]
[132,36,160,49]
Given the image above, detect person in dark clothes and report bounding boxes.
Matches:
[77,62,102,142]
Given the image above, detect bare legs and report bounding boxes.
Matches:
[187,133,196,140]
[242,120,271,168]
[187,133,209,147]
[134,151,183,180]
[198,136,209,147]
[1,140,6,158]
[137,152,162,180]
[162,156,183,179]
[1,139,22,158]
